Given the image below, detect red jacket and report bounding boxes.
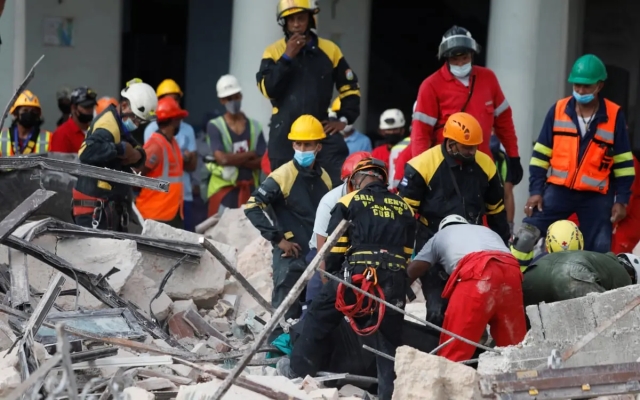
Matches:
[371,144,391,166]
[50,117,86,154]
[611,158,640,253]
[411,64,519,158]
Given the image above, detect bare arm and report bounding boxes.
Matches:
[213,150,257,167]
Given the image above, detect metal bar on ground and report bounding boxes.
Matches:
[200,237,274,313]
[22,272,65,339]
[316,371,378,385]
[317,268,499,354]
[362,344,395,362]
[210,219,350,400]
[56,324,78,400]
[0,156,169,192]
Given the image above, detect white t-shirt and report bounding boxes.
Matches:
[309,183,348,250]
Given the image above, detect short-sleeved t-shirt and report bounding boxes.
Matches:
[309,183,348,249]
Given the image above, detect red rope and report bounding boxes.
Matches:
[335,267,386,336]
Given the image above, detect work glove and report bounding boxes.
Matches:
[509,156,524,185]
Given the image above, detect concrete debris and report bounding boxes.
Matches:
[392,346,481,400]
[123,386,156,400]
[135,376,178,391]
[204,207,261,253]
[0,366,21,396]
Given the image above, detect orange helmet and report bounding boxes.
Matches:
[341,151,372,181]
[442,112,483,146]
[95,97,118,115]
[348,157,388,191]
[156,96,188,121]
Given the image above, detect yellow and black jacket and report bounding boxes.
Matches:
[398,142,510,245]
[244,160,332,254]
[75,105,145,201]
[326,180,416,274]
[256,33,360,181]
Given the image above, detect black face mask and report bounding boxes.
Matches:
[58,100,71,114]
[385,133,403,146]
[76,111,94,124]
[18,112,40,129]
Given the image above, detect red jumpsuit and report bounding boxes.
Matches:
[371,145,391,166]
[411,64,519,158]
[611,158,640,253]
[438,251,526,362]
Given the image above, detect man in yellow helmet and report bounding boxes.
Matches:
[0,90,52,157]
[522,220,634,307]
[257,0,361,186]
[245,114,332,341]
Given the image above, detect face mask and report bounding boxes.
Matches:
[449,62,472,78]
[58,101,71,114]
[225,100,242,115]
[18,112,40,129]
[122,117,138,132]
[573,90,596,104]
[294,149,316,167]
[385,133,403,146]
[76,111,94,124]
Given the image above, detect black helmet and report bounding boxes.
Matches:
[70,86,97,107]
[438,26,480,60]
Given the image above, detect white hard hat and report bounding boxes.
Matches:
[439,214,468,231]
[379,109,405,130]
[217,75,242,98]
[617,253,640,282]
[120,83,157,121]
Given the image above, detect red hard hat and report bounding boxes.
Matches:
[341,151,372,180]
[156,96,188,121]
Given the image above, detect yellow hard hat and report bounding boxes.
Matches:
[277,0,319,23]
[156,79,183,98]
[545,220,584,253]
[288,115,326,141]
[10,90,41,114]
[330,97,341,112]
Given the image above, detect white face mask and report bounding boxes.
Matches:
[450,62,472,78]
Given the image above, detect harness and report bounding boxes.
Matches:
[72,190,129,230]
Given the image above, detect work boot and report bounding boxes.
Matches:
[276,358,299,379]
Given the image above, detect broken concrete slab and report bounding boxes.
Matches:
[123,386,155,400]
[0,366,21,397]
[478,285,640,374]
[142,220,236,306]
[119,271,172,321]
[176,375,312,400]
[136,377,178,391]
[171,299,198,316]
[235,236,272,280]
[223,269,273,316]
[393,346,481,400]
[204,207,260,253]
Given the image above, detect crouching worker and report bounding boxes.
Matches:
[136,96,186,228]
[408,215,526,362]
[244,115,332,342]
[282,158,416,400]
[73,82,157,231]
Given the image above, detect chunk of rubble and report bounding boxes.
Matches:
[176,375,311,400]
[123,386,155,400]
[392,346,482,400]
[142,220,236,306]
[236,236,272,279]
[478,284,640,374]
[204,207,260,252]
[0,367,21,397]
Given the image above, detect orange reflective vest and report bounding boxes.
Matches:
[548,96,619,193]
[136,132,184,221]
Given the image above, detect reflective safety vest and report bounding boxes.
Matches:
[0,128,51,156]
[204,116,261,199]
[388,137,410,188]
[548,96,619,193]
[136,132,184,221]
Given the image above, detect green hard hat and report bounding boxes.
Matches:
[568,54,607,85]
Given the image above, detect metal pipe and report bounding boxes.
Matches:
[429,337,455,355]
[362,344,395,361]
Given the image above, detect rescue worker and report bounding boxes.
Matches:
[72,82,157,231]
[611,155,640,253]
[409,26,522,181]
[56,87,71,127]
[515,54,635,265]
[399,112,509,326]
[371,108,406,168]
[0,90,51,157]
[244,115,332,341]
[303,150,371,315]
[205,74,266,216]
[51,87,98,154]
[95,97,118,117]
[523,230,635,307]
[512,219,583,271]
[257,0,360,186]
[284,157,416,400]
[136,96,186,228]
[490,134,515,233]
[408,215,526,362]
[144,79,198,230]
[329,98,371,154]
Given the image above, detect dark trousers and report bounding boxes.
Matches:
[290,267,406,400]
[269,248,308,342]
[74,203,127,232]
[302,248,324,320]
[416,224,449,327]
[182,200,194,232]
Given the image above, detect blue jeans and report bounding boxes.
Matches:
[523,184,614,252]
[301,248,323,320]
[182,201,194,232]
